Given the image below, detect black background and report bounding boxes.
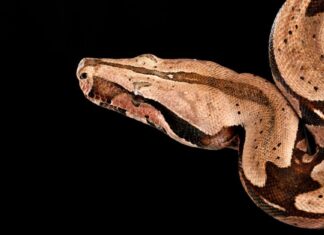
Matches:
[7,0,323,233]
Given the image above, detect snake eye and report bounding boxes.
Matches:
[80,72,88,80]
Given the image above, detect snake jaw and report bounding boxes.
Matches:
[77,72,169,135]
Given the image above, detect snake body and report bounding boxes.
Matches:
[77,0,324,229]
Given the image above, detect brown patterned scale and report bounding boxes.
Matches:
[76,0,324,229]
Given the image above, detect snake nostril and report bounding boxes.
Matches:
[80,72,88,80]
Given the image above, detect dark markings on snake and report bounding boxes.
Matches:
[302,122,317,155]
[306,0,324,16]
[240,146,324,219]
[300,103,324,126]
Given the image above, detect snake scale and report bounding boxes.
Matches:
[77,0,324,229]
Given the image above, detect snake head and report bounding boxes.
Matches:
[76,55,238,150]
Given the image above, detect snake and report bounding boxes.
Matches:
[76,0,324,229]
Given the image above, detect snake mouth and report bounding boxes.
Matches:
[86,76,128,114]
[85,76,169,133]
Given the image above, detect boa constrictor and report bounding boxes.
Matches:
[76,0,324,229]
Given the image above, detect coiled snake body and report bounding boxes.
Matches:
[77,0,324,229]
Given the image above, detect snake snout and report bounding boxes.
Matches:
[76,58,98,80]
[76,58,87,79]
